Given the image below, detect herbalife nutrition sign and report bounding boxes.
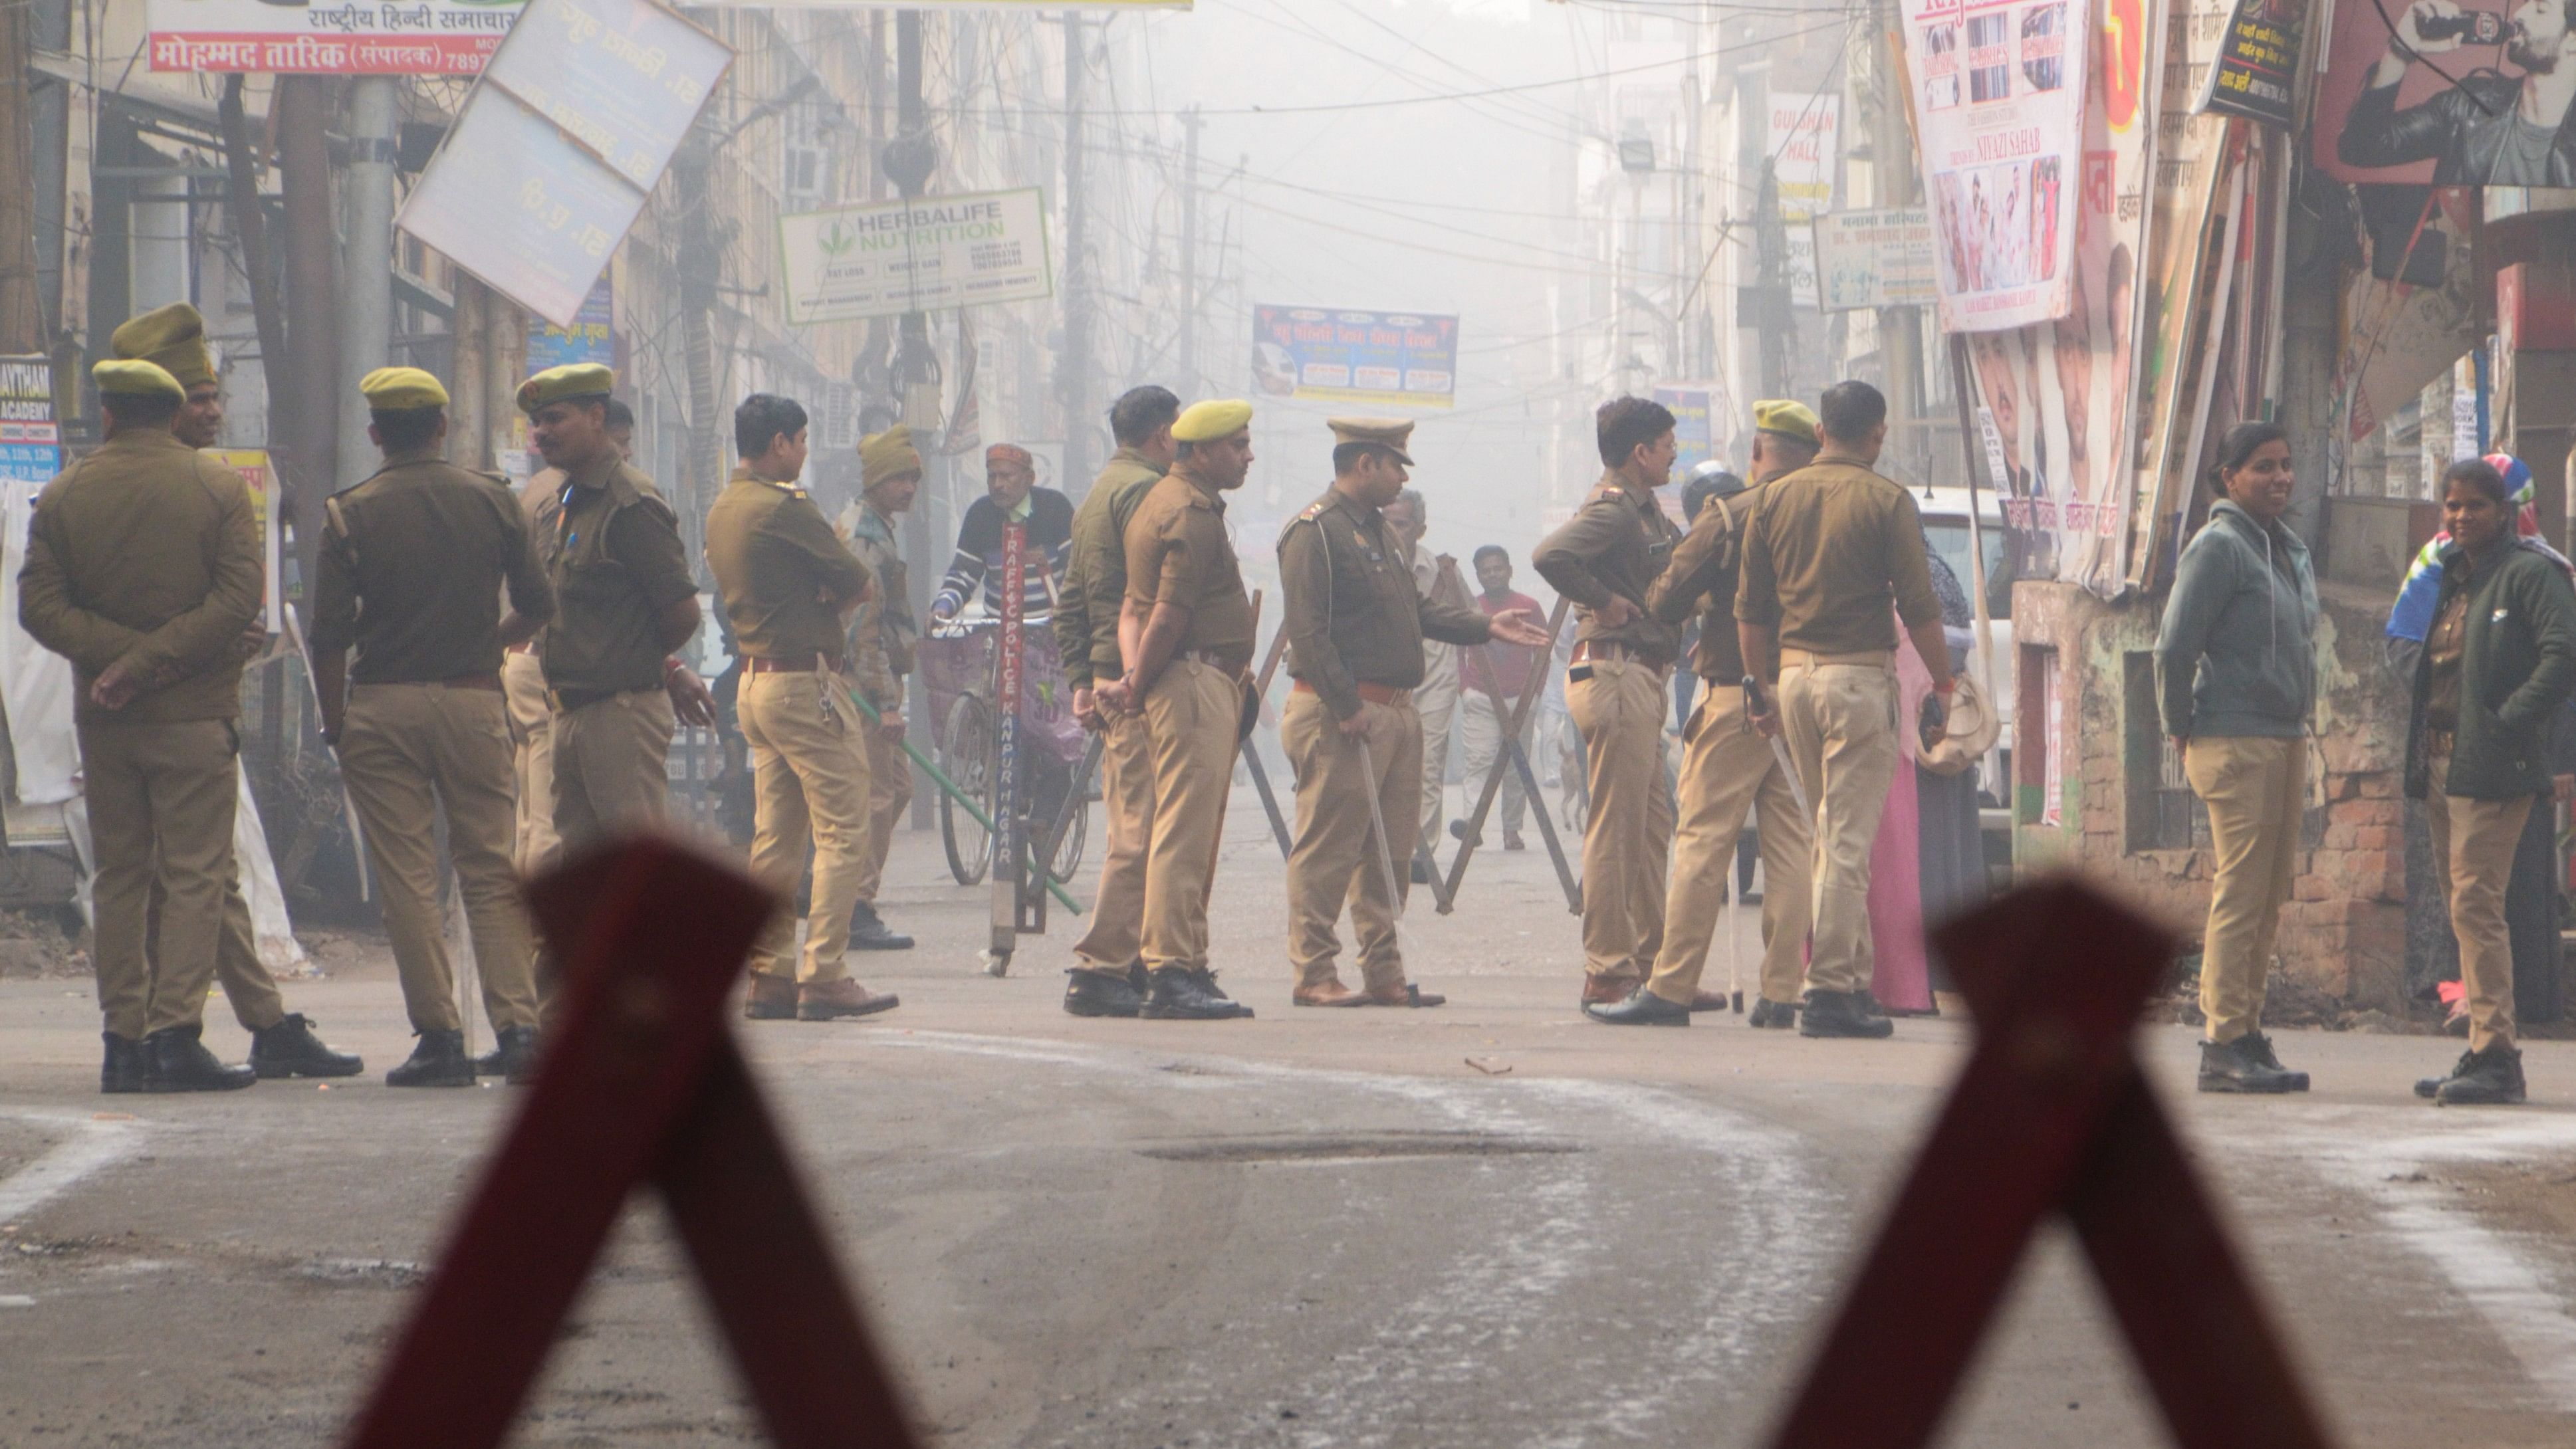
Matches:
[778,188,1054,324]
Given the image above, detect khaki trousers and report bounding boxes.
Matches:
[1778,656,1900,995]
[1645,683,1814,1007]
[80,719,238,1039]
[2426,756,2529,1054]
[1139,660,1239,972]
[850,721,915,905]
[1570,657,1675,985]
[2182,735,2302,1044]
[503,649,558,874]
[1458,689,1532,835]
[737,668,875,984]
[1415,655,1460,852]
[147,869,287,1032]
[1070,709,1153,975]
[1282,687,1419,992]
[551,687,676,852]
[337,683,540,1035]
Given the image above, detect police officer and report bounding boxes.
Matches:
[309,368,555,1085]
[105,303,362,1081]
[840,425,921,952]
[508,399,633,877]
[1737,381,1952,1040]
[20,360,263,1092]
[1277,419,1548,1007]
[706,394,899,1022]
[524,365,711,855]
[1054,386,1179,1017]
[1589,400,1821,1028]
[1533,396,1687,1010]
[1093,399,1260,1021]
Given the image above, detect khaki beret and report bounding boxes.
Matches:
[360,366,450,411]
[1754,399,1820,447]
[1326,417,1415,466]
[109,302,215,391]
[517,363,614,415]
[1172,398,1253,443]
[860,425,923,489]
[92,358,185,401]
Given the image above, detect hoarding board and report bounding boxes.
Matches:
[527,277,616,374]
[1767,93,1841,309]
[481,0,730,188]
[1654,382,1728,478]
[399,88,648,326]
[2313,0,2571,186]
[146,0,521,74]
[1251,306,1458,409]
[0,358,60,487]
[1814,209,1938,310]
[777,189,1054,324]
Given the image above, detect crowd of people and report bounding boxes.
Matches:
[21,304,2566,1109]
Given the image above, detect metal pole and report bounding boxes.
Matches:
[336,76,399,493]
[1178,105,1200,392]
[277,76,338,623]
[1058,12,1092,487]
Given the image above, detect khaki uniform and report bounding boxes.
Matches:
[1122,469,1257,972]
[507,471,566,872]
[1735,453,1942,994]
[844,500,916,904]
[19,430,262,1040]
[2185,736,2303,1044]
[705,463,878,986]
[1409,546,1467,853]
[1278,489,1492,992]
[1056,449,1166,977]
[538,455,697,845]
[1639,483,1814,1007]
[1533,473,1684,989]
[310,447,554,1036]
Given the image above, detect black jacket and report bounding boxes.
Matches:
[2405,540,2576,801]
[2337,73,2576,187]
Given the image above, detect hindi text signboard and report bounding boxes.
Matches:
[400,90,649,326]
[1251,306,1459,409]
[777,190,1054,324]
[1815,209,1938,310]
[481,0,730,188]
[146,0,522,74]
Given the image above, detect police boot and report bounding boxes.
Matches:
[249,1014,364,1079]
[1063,967,1144,1018]
[743,972,799,1020]
[473,1025,542,1085]
[143,1024,257,1093]
[1799,990,1895,1040]
[1748,998,1798,1030]
[1142,966,1254,1020]
[100,1033,146,1094]
[386,1030,475,1088]
[2237,1031,2310,1091]
[848,901,915,952]
[1584,987,1690,1027]
[2196,1034,2306,1093]
[2432,1044,2525,1106]
[798,978,901,1020]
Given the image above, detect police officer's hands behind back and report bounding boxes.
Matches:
[89,660,142,712]
[1488,606,1549,648]
[1337,702,1377,739]
[666,663,717,728]
[1591,596,1639,629]
[1073,686,1102,732]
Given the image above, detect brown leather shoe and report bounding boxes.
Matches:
[1691,988,1732,1012]
[798,978,901,1021]
[1363,983,1445,1008]
[744,972,798,1020]
[1581,975,1639,1006]
[1292,980,1368,1007]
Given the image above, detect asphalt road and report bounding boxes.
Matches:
[7,795,2576,1447]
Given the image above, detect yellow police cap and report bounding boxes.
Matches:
[860,425,923,489]
[360,366,449,411]
[1326,417,1415,465]
[1754,399,1819,447]
[517,363,615,415]
[1172,399,1253,443]
[92,358,185,401]
[109,302,215,390]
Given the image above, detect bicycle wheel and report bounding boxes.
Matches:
[939,693,995,885]
[1048,793,1089,879]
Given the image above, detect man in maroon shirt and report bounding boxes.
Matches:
[1457,545,1546,849]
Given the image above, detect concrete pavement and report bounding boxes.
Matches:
[5,794,2576,1446]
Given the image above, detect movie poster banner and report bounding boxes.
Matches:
[2313,0,2576,186]
[1950,0,2152,596]
[1902,0,2090,332]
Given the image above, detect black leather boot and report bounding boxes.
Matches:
[386,1030,475,1088]
[1141,966,1254,1020]
[249,1014,364,1079]
[1748,998,1798,1029]
[100,1032,146,1094]
[2432,1043,2525,1105]
[143,1024,257,1093]
[848,901,915,951]
[473,1025,542,1085]
[1799,990,1895,1039]
[1064,967,1144,1018]
[2197,1034,2306,1093]
[1584,987,1691,1026]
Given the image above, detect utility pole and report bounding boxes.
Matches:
[886,9,941,827]
[0,0,41,352]
[1871,0,1925,472]
[1754,160,1794,399]
[336,76,398,494]
[276,76,338,621]
[451,280,487,469]
[215,77,291,461]
[1058,12,1092,488]
[1177,105,1200,394]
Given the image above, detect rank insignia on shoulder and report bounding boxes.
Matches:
[1296,500,1329,522]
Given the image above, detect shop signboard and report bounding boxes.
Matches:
[146,0,523,74]
[1767,93,1842,309]
[777,189,1054,324]
[1814,208,1938,310]
[1251,306,1458,409]
[0,357,60,487]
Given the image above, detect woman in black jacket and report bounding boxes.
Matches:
[2405,457,2576,1105]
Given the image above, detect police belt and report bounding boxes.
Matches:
[1173,649,1248,680]
[1778,647,1897,669]
[1293,678,1408,706]
[548,683,661,713]
[744,651,845,675]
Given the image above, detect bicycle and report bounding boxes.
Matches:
[917,615,1090,887]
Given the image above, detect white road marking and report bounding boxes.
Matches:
[0,1110,148,1226]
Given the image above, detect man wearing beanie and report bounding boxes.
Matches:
[840,424,925,952]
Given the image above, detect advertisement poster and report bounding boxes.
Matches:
[527,277,616,374]
[1250,306,1459,409]
[1653,382,1727,479]
[1814,208,1938,310]
[207,451,284,632]
[2314,0,2576,185]
[1903,0,2091,332]
[1767,93,1842,308]
[147,0,521,74]
[0,357,60,487]
[2195,0,2303,128]
[1951,0,2155,597]
[778,189,1054,324]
